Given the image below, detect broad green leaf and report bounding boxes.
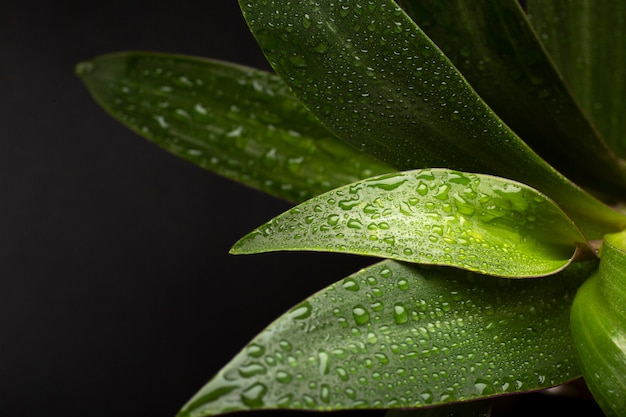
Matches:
[385,399,490,417]
[238,0,626,240]
[527,1,626,159]
[397,0,626,197]
[178,259,595,417]
[232,169,588,278]
[570,229,626,416]
[76,52,393,203]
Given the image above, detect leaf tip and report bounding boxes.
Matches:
[75,60,94,78]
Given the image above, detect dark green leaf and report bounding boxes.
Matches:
[178,259,595,416]
[76,52,393,203]
[570,229,626,416]
[238,0,626,239]
[397,0,626,197]
[232,169,589,278]
[527,1,626,160]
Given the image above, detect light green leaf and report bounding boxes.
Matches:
[527,1,626,159]
[238,0,626,239]
[385,399,491,417]
[570,229,626,416]
[178,259,595,417]
[397,0,626,197]
[76,52,393,203]
[232,169,588,278]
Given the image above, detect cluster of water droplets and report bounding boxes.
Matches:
[235,169,573,277]
[242,0,523,174]
[179,260,581,415]
[89,54,391,203]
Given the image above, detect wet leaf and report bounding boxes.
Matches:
[570,229,626,416]
[178,259,595,416]
[238,0,626,239]
[232,169,589,278]
[76,52,393,203]
[385,399,490,417]
[397,0,626,197]
[527,1,626,159]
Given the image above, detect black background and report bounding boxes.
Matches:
[1,2,604,417]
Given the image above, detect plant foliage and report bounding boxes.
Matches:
[78,1,626,416]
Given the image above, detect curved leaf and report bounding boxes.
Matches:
[238,0,626,239]
[397,0,626,197]
[178,259,596,416]
[527,1,626,160]
[76,52,393,203]
[570,229,626,416]
[232,169,589,278]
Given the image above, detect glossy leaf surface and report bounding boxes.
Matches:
[527,1,626,159]
[179,259,594,416]
[232,169,588,277]
[77,52,393,203]
[570,230,626,416]
[238,0,626,239]
[397,0,626,196]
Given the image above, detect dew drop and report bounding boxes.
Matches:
[247,344,265,358]
[393,303,409,324]
[327,214,340,226]
[276,370,293,384]
[320,384,331,403]
[352,305,370,326]
[238,362,267,378]
[318,350,331,375]
[336,366,350,381]
[240,383,268,407]
[289,301,312,320]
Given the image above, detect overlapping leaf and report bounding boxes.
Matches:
[397,0,626,197]
[76,52,393,203]
[232,169,589,278]
[178,259,595,417]
[570,230,626,416]
[527,1,626,160]
[238,0,626,239]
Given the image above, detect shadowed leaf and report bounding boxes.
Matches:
[178,259,595,416]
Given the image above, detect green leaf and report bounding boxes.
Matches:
[570,229,626,416]
[238,0,626,240]
[178,259,595,416]
[397,0,626,197]
[76,52,393,203]
[232,169,588,278]
[527,1,626,159]
[385,399,491,417]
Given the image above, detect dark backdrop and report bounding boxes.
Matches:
[0,2,603,417]
[2,2,375,416]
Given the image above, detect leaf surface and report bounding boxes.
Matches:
[397,0,626,196]
[527,1,626,159]
[570,229,626,416]
[232,169,588,278]
[178,259,595,416]
[238,0,626,239]
[77,52,393,203]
